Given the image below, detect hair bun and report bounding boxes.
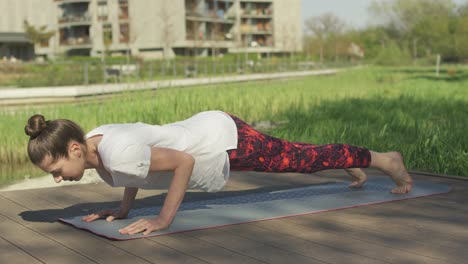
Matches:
[25,114,47,138]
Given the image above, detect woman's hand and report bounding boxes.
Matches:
[81,208,129,222]
[119,216,170,235]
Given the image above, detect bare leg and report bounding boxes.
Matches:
[369,151,413,194]
[345,168,368,188]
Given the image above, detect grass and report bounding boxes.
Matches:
[1,65,467,186]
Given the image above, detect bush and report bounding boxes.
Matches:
[447,67,457,77]
[374,41,412,66]
[413,56,437,66]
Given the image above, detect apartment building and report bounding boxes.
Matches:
[0,0,57,60]
[0,0,302,60]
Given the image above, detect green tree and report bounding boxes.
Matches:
[23,20,55,47]
[357,26,391,59]
[304,12,347,63]
[374,39,412,65]
[454,4,468,59]
[368,0,455,61]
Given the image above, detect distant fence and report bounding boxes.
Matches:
[0,58,357,88]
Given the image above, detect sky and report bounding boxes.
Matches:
[301,0,468,32]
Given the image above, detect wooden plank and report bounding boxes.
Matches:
[27,186,117,211]
[392,189,468,216]
[2,168,464,264]
[314,194,468,239]
[0,192,153,264]
[108,239,208,264]
[63,183,127,202]
[184,228,326,264]
[217,224,388,264]
[22,186,212,264]
[256,218,458,264]
[31,185,125,217]
[149,233,271,264]
[0,212,94,264]
[0,235,43,264]
[308,206,466,250]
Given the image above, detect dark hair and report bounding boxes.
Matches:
[25,114,86,165]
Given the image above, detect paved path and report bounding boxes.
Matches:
[0,69,340,106]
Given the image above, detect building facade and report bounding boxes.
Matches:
[0,0,302,60]
[0,0,57,60]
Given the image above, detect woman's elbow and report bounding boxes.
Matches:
[184,153,195,169]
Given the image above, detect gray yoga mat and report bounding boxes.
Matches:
[59,176,450,240]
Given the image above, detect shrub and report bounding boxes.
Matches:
[374,41,412,66]
[447,67,457,77]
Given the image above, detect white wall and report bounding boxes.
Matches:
[0,0,56,32]
[273,0,303,52]
[130,0,185,55]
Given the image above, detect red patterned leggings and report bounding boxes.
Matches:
[226,114,371,173]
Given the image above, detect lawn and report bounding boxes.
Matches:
[1,66,467,186]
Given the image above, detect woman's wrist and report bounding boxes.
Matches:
[157,212,174,224]
[119,205,130,214]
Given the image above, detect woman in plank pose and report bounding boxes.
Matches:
[25,110,412,235]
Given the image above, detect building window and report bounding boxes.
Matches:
[97,0,108,21]
[40,39,50,48]
[119,0,129,20]
[103,24,112,46]
[119,23,129,43]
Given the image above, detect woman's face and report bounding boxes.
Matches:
[38,141,86,183]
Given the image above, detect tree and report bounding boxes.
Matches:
[368,0,456,60]
[352,26,389,59]
[304,13,347,63]
[455,4,468,59]
[23,20,55,47]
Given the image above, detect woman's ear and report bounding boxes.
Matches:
[69,141,82,158]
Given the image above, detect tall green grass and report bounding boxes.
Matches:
[1,66,467,186]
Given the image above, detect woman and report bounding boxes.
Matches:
[25,110,412,236]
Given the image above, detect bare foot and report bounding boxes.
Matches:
[345,168,367,188]
[382,152,413,194]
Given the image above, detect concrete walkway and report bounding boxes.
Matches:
[0,69,340,106]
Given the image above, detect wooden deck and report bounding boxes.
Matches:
[0,169,467,264]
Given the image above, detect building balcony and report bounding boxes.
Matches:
[240,0,273,3]
[119,0,129,20]
[60,36,91,46]
[56,0,91,4]
[119,13,129,20]
[240,24,272,34]
[240,13,272,19]
[186,10,235,23]
[186,32,234,42]
[186,15,235,24]
[120,36,129,43]
[98,15,108,21]
[241,9,272,17]
[241,35,274,48]
[58,13,92,25]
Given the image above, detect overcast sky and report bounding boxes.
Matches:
[301,0,468,31]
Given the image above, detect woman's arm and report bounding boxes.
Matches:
[82,186,138,222]
[118,147,194,235]
[120,187,138,214]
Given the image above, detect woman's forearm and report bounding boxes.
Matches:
[120,187,138,213]
[158,157,194,224]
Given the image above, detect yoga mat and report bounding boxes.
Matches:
[59,176,450,240]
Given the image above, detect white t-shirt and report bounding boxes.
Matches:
[86,110,238,192]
